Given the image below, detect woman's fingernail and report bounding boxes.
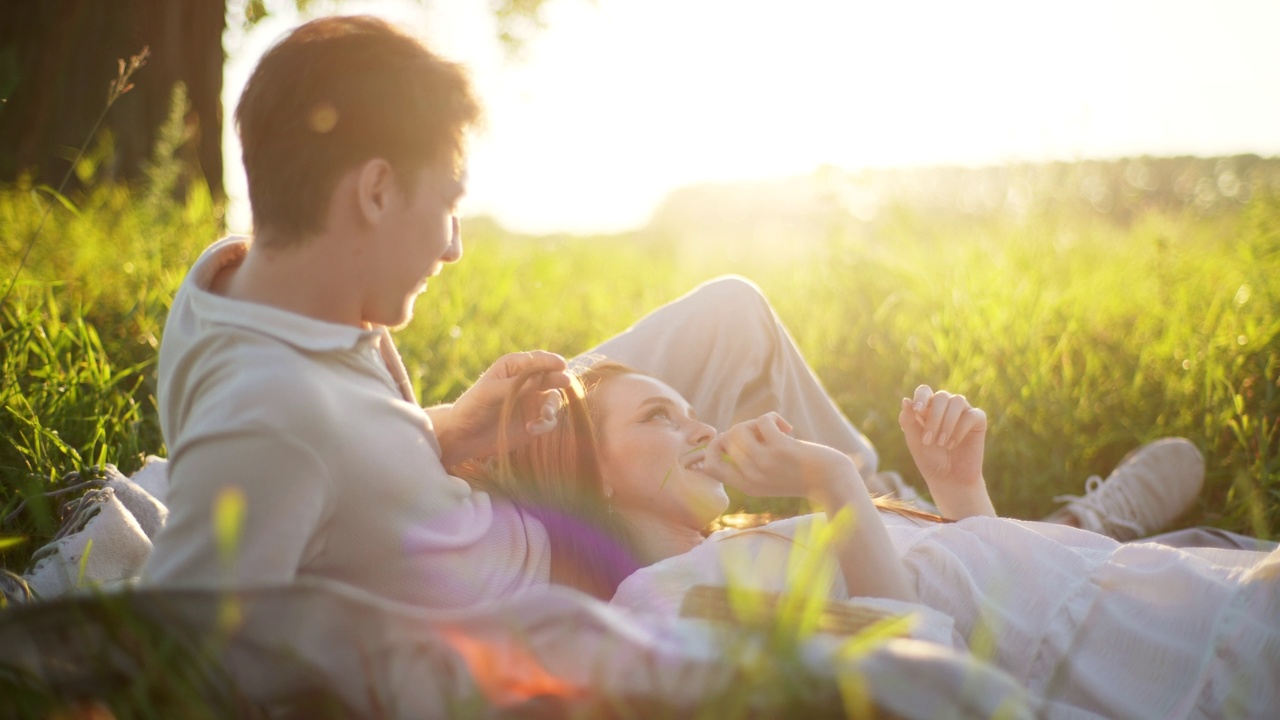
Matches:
[923,431,934,445]
[937,433,947,446]
[914,402,924,412]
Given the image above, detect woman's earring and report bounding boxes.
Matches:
[604,486,614,515]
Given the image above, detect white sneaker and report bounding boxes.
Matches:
[1052,438,1205,541]
[22,486,153,600]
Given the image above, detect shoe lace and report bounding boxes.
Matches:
[1053,474,1147,538]
[3,469,110,575]
[0,569,33,606]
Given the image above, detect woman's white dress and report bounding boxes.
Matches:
[611,513,1280,719]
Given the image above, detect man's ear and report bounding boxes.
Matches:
[355,158,397,226]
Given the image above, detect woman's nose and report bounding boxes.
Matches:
[689,420,717,445]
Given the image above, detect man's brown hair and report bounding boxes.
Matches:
[236,15,481,243]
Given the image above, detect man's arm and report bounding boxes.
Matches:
[426,351,573,468]
[143,430,332,587]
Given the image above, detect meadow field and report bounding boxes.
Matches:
[1,158,1278,716]
[3,158,1278,577]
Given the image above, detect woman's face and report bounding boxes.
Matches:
[593,374,729,530]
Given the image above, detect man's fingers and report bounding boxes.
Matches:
[538,389,563,420]
[519,388,564,431]
[494,350,569,381]
[525,415,558,436]
[535,368,574,391]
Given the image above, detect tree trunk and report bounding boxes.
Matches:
[0,0,226,199]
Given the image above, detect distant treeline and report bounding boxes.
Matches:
[642,156,1280,249]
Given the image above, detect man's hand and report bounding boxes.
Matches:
[429,351,573,468]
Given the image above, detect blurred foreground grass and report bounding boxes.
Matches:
[2,170,1278,577]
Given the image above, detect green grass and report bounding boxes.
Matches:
[3,169,1279,568]
[765,197,1280,532]
[0,161,1277,716]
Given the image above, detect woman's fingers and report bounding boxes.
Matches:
[703,434,734,475]
[899,399,927,441]
[705,413,800,494]
[723,413,790,450]
[922,390,953,444]
[911,385,934,414]
[722,421,771,473]
[759,413,791,441]
[935,395,969,447]
[947,408,988,449]
[904,388,983,446]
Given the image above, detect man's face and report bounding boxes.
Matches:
[365,163,466,327]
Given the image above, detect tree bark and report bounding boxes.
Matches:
[0,0,226,198]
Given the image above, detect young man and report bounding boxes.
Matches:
[142,16,573,607]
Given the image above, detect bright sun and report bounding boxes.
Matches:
[223,0,1280,235]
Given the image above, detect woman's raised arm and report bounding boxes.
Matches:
[703,414,919,603]
[897,385,996,520]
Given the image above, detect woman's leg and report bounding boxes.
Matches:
[575,276,1214,535]
[575,275,881,478]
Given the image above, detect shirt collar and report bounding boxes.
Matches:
[185,235,383,353]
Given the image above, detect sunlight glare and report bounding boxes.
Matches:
[223,0,1280,234]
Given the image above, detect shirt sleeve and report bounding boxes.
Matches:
[142,428,333,589]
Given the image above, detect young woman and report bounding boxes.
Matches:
[456,361,1280,720]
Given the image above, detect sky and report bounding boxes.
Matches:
[222,0,1280,234]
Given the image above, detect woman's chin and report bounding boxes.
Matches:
[693,488,731,526]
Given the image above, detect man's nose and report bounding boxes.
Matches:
[443,216,463,263]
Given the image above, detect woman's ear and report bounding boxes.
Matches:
[355,158,396,226]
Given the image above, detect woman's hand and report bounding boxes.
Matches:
[702,412,861,502]
[429,351,574,468]
[897,385,995,518]
[704,412,920,604]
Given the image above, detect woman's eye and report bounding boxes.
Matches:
[645,407,670,421]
